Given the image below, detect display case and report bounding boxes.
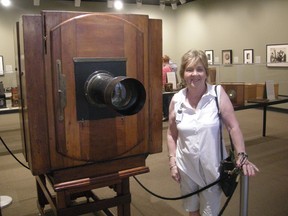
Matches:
[208,63,285,106]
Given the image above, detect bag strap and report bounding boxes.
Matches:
[214,85,234,160]
[214,85,238,216]
[214,85,224,160]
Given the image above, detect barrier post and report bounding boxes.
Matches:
[240,175,249,216]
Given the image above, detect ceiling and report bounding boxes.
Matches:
[65,0,195,6]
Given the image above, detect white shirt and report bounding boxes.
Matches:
[174,84,227,187]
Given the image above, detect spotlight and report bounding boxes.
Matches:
[107,0,113,8]
[75,0,81,7]
[171,2,177,10]
[33,0,40,6]
[136,0,142,7]
[159,0,165,10]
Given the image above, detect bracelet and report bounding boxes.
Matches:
[238,152,248,166]
[168,155,175,159]
[237,152,248,158]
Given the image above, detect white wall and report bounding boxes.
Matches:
[175,0,288,95]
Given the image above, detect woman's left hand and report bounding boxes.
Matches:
[236,157,259,176]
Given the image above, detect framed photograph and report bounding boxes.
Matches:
[205,50,214,65]
[243,49,254,64]
[266,44,288,67]
[0,55,4,76]
[222,50,232,65]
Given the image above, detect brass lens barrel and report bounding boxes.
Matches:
[84,71,146,115]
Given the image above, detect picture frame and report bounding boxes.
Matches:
[205,50,214,65]
[0,55,4,76]
[243,49,254,64]
[266,44,288,67]
[222,50,232,65]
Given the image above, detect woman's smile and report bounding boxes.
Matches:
[184,62,207,88]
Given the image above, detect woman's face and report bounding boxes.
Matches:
[183,61,207,88]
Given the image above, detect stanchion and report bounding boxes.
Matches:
[240,175,249,216]
[0,195,13,216]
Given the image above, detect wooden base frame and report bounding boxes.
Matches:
[36,167,149,216]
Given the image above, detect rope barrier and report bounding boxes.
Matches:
[133,174,239,216]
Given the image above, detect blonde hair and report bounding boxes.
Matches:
[162,55,170,64]
[179,50,209,85]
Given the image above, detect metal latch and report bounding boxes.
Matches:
[56,59,66,121]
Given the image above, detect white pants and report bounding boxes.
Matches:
[179,169,222,216]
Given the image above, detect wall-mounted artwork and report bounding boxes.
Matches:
[222,50,232,65]
[0,55,4,76]
[243,49,254,64]
[205,50,214,65]
[266,44,288,67]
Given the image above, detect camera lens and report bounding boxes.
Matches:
[84,71,146,116]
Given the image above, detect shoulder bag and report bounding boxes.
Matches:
[214,85,240,197]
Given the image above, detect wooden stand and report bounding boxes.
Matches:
[36,167,149,216]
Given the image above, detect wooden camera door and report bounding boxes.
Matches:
[49,13,152,162]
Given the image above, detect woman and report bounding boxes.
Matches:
[167,50,259,216]
[162,55,172,85]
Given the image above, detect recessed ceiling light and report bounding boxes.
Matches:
[1,0,11,7]
[114,0,123,10]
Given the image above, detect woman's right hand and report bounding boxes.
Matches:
[170,165,181,183]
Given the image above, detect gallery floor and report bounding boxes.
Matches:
[0,108,288,216]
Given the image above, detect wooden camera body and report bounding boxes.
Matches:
[17,11,162,182]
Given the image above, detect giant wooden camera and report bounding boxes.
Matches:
[17,11,162,214]
[17,12,162,214]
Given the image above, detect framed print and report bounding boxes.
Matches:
[266,44,288,67]
[243,49,254,64]
[0,55,4,76]
[222,50,232,65]
[205,50,214,65]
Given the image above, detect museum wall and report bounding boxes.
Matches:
[0,0,176,87]
[175,0,288,98]
[0,0,287,98]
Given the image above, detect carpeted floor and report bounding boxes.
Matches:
[0,108,288,216]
